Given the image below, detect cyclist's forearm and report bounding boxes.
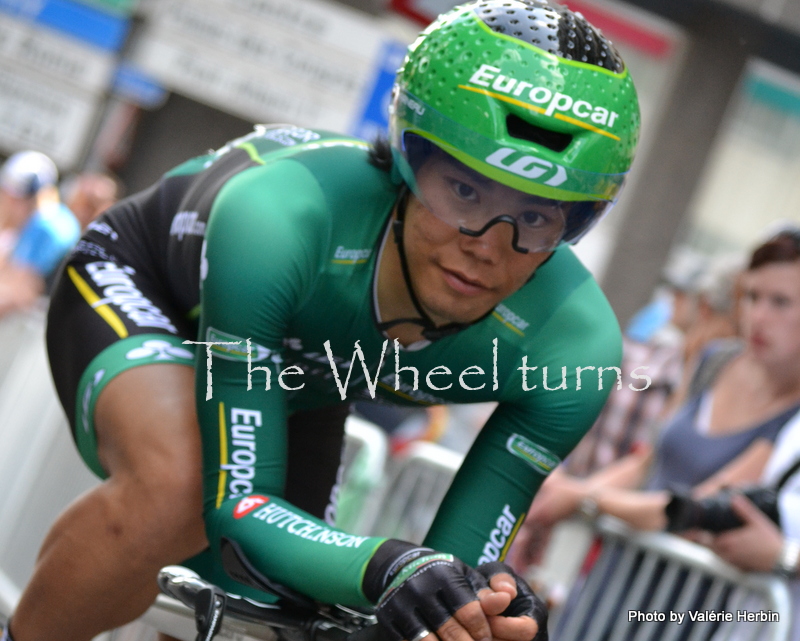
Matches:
[424,399,614,563]
[195,358,386,606]
[205,494,385,605]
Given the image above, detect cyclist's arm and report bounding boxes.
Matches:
[197,160,388,606]
[424,280,623,564]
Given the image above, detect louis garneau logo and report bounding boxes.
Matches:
[126,340,194,361]
[486,148,566,187]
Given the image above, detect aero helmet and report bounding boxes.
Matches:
[389,0,640,253]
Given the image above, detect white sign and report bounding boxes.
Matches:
[0,14,116,94]
[0,62,98,166]
[132,0,397,130]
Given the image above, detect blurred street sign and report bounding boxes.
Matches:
[351,40,407,140]
[0,0,130,51]
[0,0,132,165]
[132,0,412,132]
[0,63,98,165]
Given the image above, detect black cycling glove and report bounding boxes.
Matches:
[363,540,489,641]
[475,562,549,641]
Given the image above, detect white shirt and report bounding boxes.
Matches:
[761,410,800,539]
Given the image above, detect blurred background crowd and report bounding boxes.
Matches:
[2,0,800,638]
[0,150,121,317]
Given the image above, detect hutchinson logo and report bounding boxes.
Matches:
[233,495,269,519]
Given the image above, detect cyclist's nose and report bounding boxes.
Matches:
[459,218,517,261]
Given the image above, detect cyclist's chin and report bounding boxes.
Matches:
[423,293,497,327]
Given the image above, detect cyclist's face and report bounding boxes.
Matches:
[402,155,552,325]
[412,149,568,252]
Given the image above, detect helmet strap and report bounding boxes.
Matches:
[376,187,490,342]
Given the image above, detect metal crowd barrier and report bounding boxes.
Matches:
[315,442,794,641]
[356,440,464,544]
[335,415,390,534]
[552,516,793,641]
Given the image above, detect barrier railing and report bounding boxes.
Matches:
[355,440,464,544]
[553,516,792,641]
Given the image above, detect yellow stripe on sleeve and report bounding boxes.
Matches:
[216,402,228,509]
[67,266,128,338]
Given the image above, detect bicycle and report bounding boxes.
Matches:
[157,565,380,641]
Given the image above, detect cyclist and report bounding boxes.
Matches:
[5,2,640,640]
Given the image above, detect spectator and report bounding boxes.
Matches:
[564,252,744,481]
[509,231,800,572]
[663,253,746,413]
[706,410,800,639]
[0,151,79,316]
[0,151,58,260]
[61,172,122,229]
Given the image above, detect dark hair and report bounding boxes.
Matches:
[367,136,393,172]
[749,231,800,270]
[368,133,439,175]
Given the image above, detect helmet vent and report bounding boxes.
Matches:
[506,114,572,152]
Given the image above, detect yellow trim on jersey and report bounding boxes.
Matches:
[67,266,128,338]
[216,402,228,509]
[500,510,526,561]
[492,311,525,337]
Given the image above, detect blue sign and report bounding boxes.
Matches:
[0,0,130,52]
[113,63,167,109]
[351,40,408,141]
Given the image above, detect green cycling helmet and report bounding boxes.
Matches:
[389,0,641,253]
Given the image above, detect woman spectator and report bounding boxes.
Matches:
[705,408,800,640]
[509,230,800,571]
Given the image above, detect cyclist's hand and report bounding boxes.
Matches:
[475,563,548,641]
[365,543,494,641]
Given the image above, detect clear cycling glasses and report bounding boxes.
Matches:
[410,145,586,253]
[391,91,624,253]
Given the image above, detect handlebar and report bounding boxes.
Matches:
[157,566,379,641]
